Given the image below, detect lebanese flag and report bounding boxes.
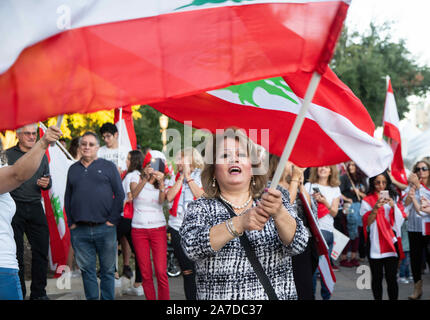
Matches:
[383,77,408,185]
[39,123,74,277]
[299,192,336,294]
[0,0,350,131]
[151,68,393,177]
[361,193,405,259]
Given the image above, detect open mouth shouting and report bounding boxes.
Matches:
[228,166,242,175]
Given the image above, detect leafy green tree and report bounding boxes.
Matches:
[331,23,430,126]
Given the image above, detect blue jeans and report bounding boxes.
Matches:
[312,230,334,300]
[399,251,411,278]
[71,223,117,300]
[0,267,23,300]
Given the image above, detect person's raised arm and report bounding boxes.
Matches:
[0,126,62,194]
[166,174,184,202]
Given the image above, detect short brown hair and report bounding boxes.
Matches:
[308,165,340,187]
[201,128,267,199]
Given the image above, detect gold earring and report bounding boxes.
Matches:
[212,178,216,187]
[252,176,256,186]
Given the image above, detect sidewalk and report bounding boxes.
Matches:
[36,261,430,300]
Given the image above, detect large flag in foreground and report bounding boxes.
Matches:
[39,124,74,277]
[151,68,393,177]
[0,0,349,131]
[383,77,408,184]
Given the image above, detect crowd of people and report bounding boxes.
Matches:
[0,123,429,301]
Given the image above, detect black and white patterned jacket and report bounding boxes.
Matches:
[180,189,309,300]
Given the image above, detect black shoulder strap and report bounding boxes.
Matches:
[218,198,279,300]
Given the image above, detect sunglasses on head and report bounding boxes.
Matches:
[414,167,429,173]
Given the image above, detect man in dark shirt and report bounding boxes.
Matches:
[6,123,52,300]
[64,131,124,300]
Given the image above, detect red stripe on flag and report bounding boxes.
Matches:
[0,2,349,130]
[383,121,401,144]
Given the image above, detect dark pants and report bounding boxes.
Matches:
[358,226,366,259]
[292,237,319,300]
[368,257,399,300]
[408,231,430,283]
[11,201,49,299]
[168,227,196,300]
[116,217,142,283]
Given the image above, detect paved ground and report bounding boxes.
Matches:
[33,259,430,300]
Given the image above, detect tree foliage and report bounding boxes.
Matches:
[331,23,430,126]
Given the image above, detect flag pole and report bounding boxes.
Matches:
[117,107,123,168]
[39,122,76,161]
[49,114,65,147]
[270,72,322,190]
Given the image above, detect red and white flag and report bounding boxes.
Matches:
[151,68,393,177]
[115,106,137,150]
[361,193,405,259]
[299,193,336,294]
[0,0,349,131]
[383,77,408,184]
[39,123,74,277]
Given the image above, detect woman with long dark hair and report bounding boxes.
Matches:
[360,171,405,300]
[339,161,367,267]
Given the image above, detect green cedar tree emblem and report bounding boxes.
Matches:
[222,77,298,108]
[50,195,64,225]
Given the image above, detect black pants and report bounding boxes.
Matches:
[116,217,142,283]
[368,256,399,300]
[292,237,319,300]
[11,201,49,299]
[168,227,196,300]
[408,231,430,283]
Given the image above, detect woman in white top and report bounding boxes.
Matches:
[166,147,204,300]
[304,165,341,300]
[0,126,62,300]
[403,159,430,300]
[130,150,169,300]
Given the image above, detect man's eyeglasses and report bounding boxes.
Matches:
[414,167,429,173]
[21,132,37,137]
[80,142,97,147]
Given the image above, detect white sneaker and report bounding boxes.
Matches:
[398,277,409,284]
[71,270,81,278]
[123,285,144,296]
[115,278,122,288]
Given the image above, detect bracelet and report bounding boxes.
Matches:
[291,179,300,183]
[225,219,236,237]
[228,218,243,237]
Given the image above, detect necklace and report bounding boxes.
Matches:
[220,194,252,210]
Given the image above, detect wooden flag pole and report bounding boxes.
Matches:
[270,72,322,190]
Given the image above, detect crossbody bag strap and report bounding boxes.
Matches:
[218,198,279,300]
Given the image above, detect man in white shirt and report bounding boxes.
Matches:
[98,122,129,175]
